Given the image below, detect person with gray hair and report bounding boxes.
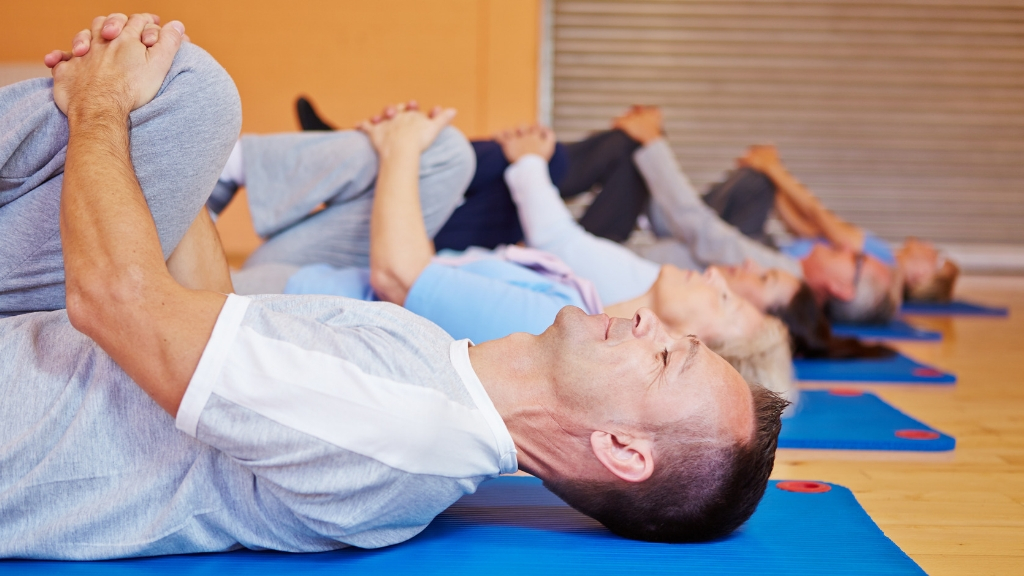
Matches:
[606,106,900,326]
[0,13,786,559]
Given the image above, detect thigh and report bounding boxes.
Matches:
[577,154,649,242]
[433,141,522,251]
[244,194,375,269]
[702,168,776,240]
[559,129,639,198]
[246,127,474,268]
[0,44,240,316]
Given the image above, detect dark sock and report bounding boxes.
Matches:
[296,96,335,131]
[206,179,239,215]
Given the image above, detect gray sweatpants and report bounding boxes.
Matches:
[231,126,476,294]
[0,43,242,317]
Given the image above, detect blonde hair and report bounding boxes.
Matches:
[707,316,796,403]
[905,260,960,303]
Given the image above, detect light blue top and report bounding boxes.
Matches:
[780,233,896,266]
[285,257,586,344]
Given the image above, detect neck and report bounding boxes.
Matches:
[604,285,656,318]
[467,335,590,480]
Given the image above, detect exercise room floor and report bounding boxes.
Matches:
[772,275,1024,575]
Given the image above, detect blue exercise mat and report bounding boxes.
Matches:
[901,299,1008,317]
[781,390,955,451]
[831,318,941,341]
[0,476,924,575]
[794,352,955,384]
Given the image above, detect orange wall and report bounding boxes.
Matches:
[1,0,541,259]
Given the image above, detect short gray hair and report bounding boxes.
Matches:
[542,384,789,542]
[826,264,900,324]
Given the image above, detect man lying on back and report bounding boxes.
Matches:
[0,14,785,559]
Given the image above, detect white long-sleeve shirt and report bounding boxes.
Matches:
[504,155,662,305]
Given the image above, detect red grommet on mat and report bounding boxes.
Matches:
[895,429,940,440]
[776,481,831,494]
[912,367,943,378]
[829,388,863,397]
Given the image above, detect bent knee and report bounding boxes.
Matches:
[137,42,242,146]
[424,126,477,195]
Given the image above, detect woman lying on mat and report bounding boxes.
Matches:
[222,104,795,402]
[489,123,894,364]
[296,100,893,361]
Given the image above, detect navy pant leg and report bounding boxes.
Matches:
[560,129,647,243]
[433,141,569,251]
[702,167,777,243]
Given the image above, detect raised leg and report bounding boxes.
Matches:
[241,126,476,269]
[701,167,777,243]
[560,129,648,242]
[0,43,241,317]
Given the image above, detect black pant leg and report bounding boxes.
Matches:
[560,129,648,242]
[702,167,777,242]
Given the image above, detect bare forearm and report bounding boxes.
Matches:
[368,143,434,304]
[61,103,223,416]
[765,165,864,251]
[774,193,819,238]
[62,105,169,298]
[167,209,234,293]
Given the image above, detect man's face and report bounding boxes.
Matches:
[712,260,802,312]
[538,306,754,443]
[897,238,939,289]
[802,244,892,301]
[650,266,766,346]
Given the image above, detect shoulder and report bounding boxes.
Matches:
[235,294,469,399]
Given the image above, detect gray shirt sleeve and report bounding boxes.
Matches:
[175,295,512,550]
[633,140,804,278]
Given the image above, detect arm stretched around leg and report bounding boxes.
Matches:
[56,15,225,416]
[359,102,457,305]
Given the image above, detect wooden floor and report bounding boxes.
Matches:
[771,275,1024,575]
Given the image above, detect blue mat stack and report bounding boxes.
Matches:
[0,476,926,575]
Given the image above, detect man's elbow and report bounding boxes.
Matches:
[65,266,150,339]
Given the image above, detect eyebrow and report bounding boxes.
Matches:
[678,334,702,377]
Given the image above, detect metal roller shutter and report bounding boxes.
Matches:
[549,0,1024,244]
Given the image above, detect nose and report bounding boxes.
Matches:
[632,307,662,339]
[702,267,730,290]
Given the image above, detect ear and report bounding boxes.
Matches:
[827,276,856,301]
[590,430,655,483]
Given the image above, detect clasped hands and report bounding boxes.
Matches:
[44,13,188,117]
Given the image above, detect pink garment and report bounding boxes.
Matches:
[432,245,604,315]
